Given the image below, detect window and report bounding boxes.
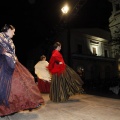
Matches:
[77,44,82,54]
[93,47,96,55]
[116,4,120,11]
[105,66,110,80]
[104,50,108,57]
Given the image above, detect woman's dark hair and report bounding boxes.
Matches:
[40,55,46,60]
[53,42,61,49]
[1,24,15,32]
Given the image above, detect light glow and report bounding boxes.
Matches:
[61,4,69,14]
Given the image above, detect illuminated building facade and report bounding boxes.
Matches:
[60,28,118,86]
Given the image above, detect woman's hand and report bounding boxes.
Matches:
[2,48,6,54]
[59,62,62,64]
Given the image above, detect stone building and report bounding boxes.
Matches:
[59,28,118,89]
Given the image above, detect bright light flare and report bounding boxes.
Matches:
[61,5,69,14]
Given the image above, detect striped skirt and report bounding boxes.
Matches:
[49,65,84,102]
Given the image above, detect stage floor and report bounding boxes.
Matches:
[1,93,120,120]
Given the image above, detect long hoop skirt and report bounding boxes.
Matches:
[0,61,44,116]
[37,78,51,93]
[49,65,84,102]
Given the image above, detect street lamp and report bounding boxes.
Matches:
[61,4,69,14]
[60,1,87,66]
[61,4,71,66]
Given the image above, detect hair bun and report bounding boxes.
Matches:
[1,24,9,32]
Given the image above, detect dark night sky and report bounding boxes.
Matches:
[0,0,112,64]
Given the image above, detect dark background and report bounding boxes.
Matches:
[0,0,112,65]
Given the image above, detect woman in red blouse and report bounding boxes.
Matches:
[47,42,84,102]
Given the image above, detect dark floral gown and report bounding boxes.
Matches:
[0,32,44,116]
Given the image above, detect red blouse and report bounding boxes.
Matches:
[47,50,66,75]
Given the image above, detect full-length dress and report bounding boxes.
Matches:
[34,61,51,93]
[47,50,84,102]
[0,33,44,116]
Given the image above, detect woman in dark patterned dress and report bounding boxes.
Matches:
[47,41,84,102]
[0,24,44,117]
